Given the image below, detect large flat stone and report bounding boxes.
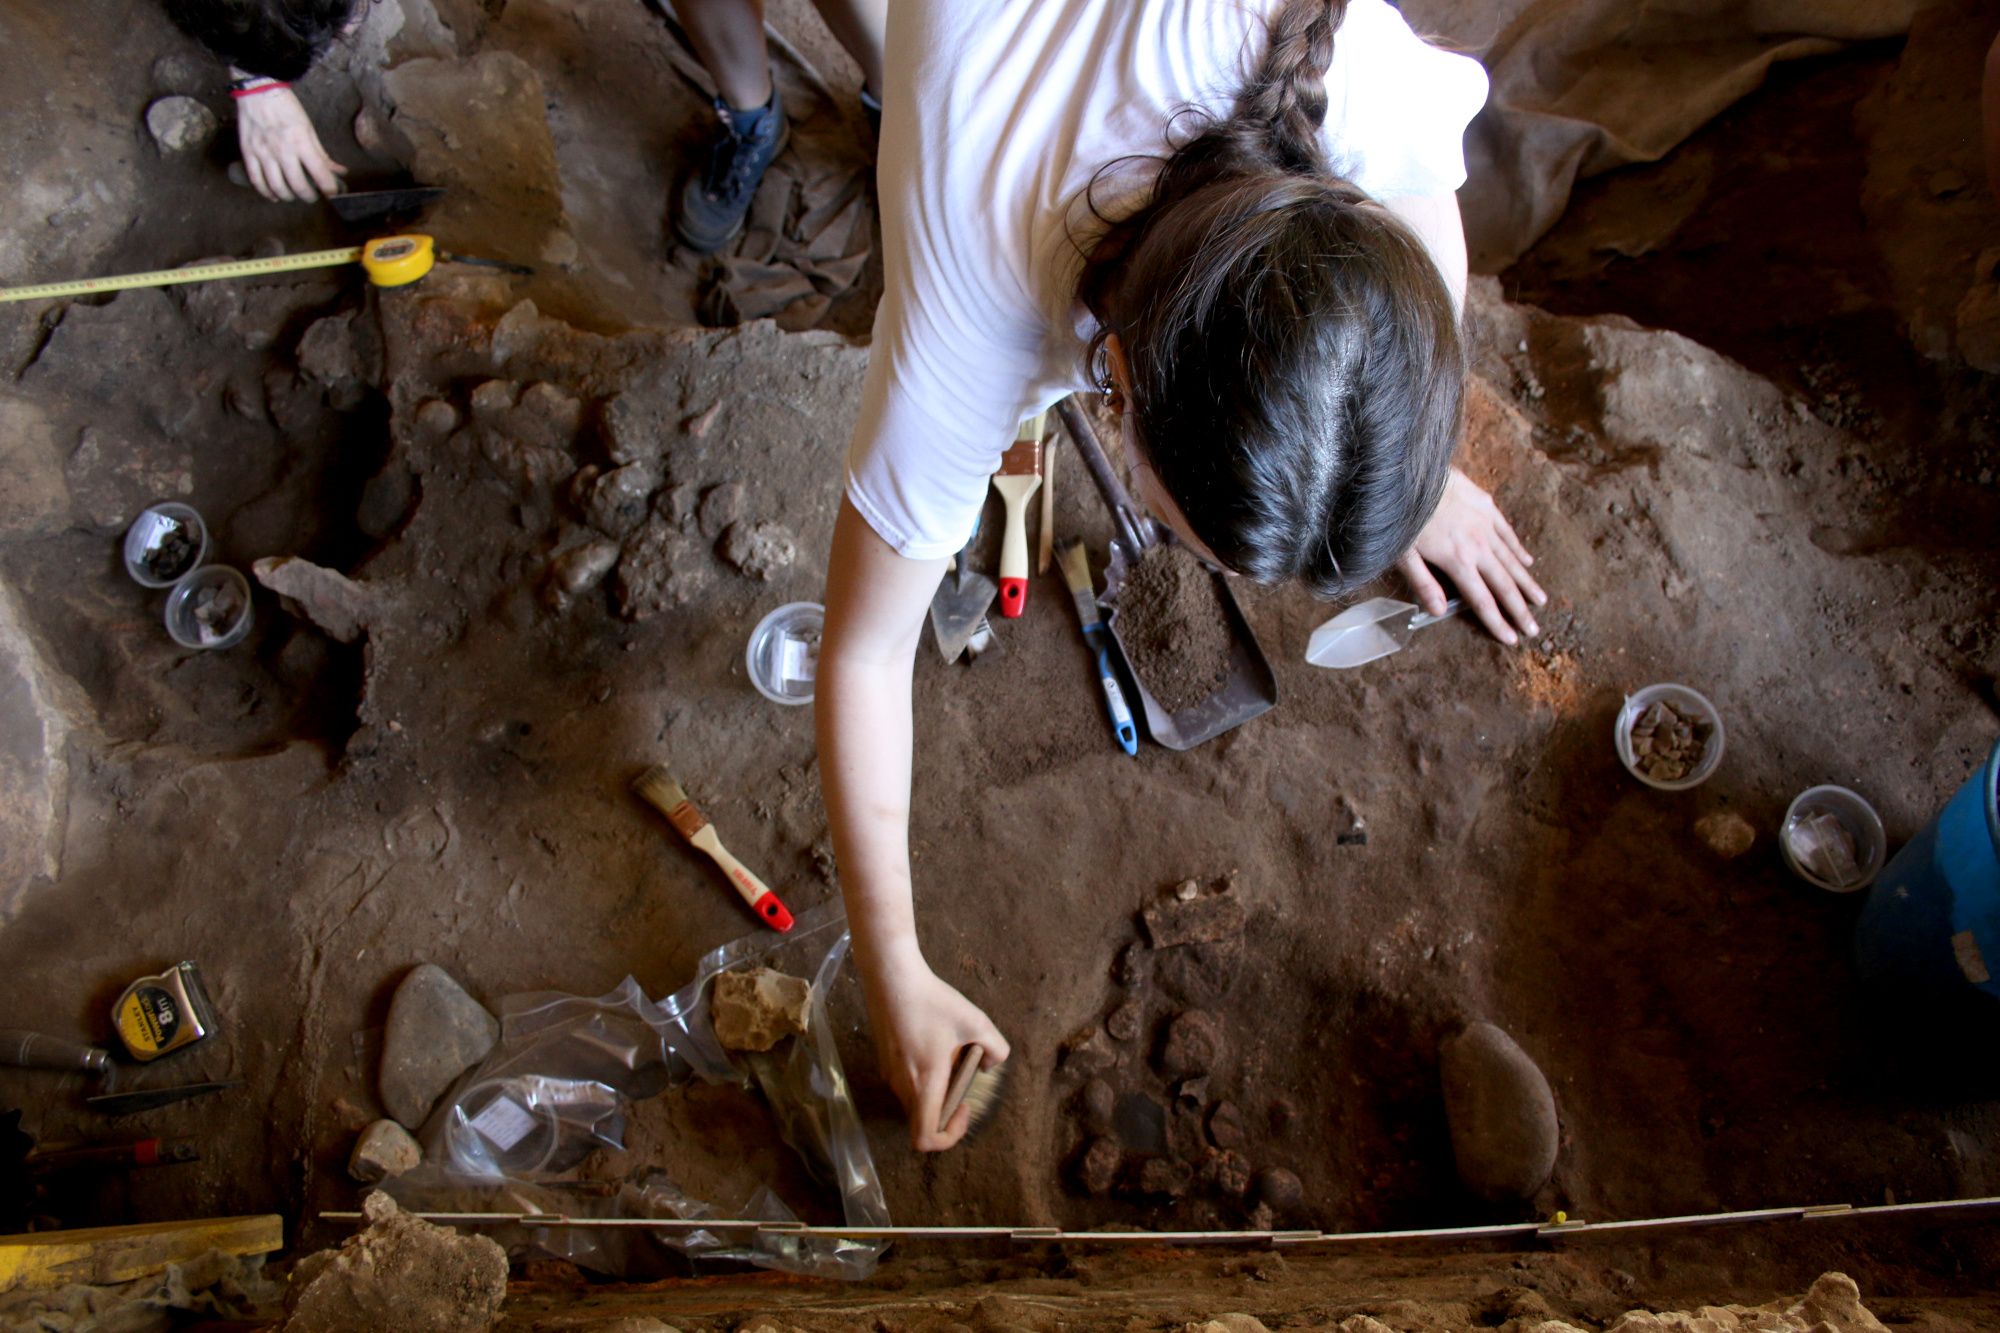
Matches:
[379,964,498,1130]
[0,578,90,920]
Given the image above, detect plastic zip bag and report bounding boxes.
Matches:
[382,901,887,1280]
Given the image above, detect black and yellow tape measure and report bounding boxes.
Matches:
[0,234,438,304]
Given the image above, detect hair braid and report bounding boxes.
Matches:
[1237,0,1349,175]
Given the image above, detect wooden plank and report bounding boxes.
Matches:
[0,1215,282,1292]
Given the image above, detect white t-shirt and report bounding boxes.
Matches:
[845,0,1490,561]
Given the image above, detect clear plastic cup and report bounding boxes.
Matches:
[1615,683,1725,791]
[123,503,210,588]
[1782,785,1886,893]
[746,602,823,705]
[164,566,253,650]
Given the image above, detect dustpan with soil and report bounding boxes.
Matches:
[1054,398,1276,750]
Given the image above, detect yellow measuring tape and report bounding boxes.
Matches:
[0,234,436,304]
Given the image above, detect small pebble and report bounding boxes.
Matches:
[1694,811,1755,860]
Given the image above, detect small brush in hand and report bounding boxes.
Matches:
[937,1042,1009,1143]
[632,765,795,931]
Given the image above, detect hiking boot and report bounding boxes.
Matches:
[673,85,789,254]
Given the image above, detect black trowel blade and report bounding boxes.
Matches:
[329,187,446,224]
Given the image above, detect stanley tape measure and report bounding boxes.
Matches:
[0,234,438,304]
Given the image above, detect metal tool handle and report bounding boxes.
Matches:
[0,1029,110,1075]
[1408,598,1463,631]
[1055,397,1155,554]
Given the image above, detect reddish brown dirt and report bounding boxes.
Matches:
[0,0,1996,1317]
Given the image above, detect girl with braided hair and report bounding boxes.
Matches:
[822,0,1545,1149]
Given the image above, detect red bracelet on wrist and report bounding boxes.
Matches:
[229,79,289,99]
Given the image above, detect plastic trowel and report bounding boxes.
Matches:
[1306,597,1462,669]
[930,521,998,662]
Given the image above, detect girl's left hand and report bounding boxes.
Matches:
[1398,468,1545,645]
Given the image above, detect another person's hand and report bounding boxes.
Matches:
[864,955,1010,1151]
[1397,468,1545,645]
[236,86,346,202]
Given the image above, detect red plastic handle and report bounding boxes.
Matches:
[998,578,1026,618]
[751,891,795,932]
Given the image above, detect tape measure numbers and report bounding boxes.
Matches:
[0,234,437,304]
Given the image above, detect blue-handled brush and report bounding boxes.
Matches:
[1058,539,1139,755]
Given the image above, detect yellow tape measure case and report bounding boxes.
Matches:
[113,961,218,1061]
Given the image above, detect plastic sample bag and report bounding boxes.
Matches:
[384,901,887,1280]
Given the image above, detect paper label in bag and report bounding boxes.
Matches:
[469,1095,535,1150]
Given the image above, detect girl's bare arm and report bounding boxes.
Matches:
[817,497,1012,1150]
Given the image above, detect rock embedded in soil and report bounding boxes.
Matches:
[1113,942,1151,986]
[1156,938,1243,1005]
[1142,885,1247,948]
[1112,1091,1169,1154]
[615,519,709,619]
[1105,999,1142,1042]
[348,1118,422,1183]
[511,382,582,450]
[470,379,518,421]
[146,96,218,153]
[1062,1025,1121,1077]
[719,520,797,580]
[1159,1010,1225,1077]
[1252,1165,1303,1210]
[1207,1099,1246,1150]
[547,539,620,602]
[1694,811,1756,860]
[379,964,500,1130]
[277,1192,507,1333]
[253,557,379,644]
[1115,541,1234,713]
[1200,1147,1252,1197]
[1077,1136,1121,1194]
[710,967,811,1052]
[1785,1272,1889,1333]
[698,482,743,538]
[1134,1156,1194,1199]
[576,462,660,538]
[1439,1021,1560,1202]
[1076,1078,1116,1134]
[600,393,662,466]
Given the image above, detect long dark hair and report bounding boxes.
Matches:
[162,0,361,80]
[1078,0,1462,597]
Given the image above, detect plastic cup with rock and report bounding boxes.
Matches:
[164,565,254,650]
[123,503,210,588]
[746,601,823,706]
[1615,684,1724,791]
[1781,785,1886,892]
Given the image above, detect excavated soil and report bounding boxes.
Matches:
[1,0,1999,1317]
[1115,544,1237,715]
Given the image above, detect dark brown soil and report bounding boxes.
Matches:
[4,0,2000,1310]
[1115,542,1234,713]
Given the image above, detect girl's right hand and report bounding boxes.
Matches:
[865,958,1010,1151]
[236,85,347,202]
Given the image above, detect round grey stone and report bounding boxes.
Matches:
[1439,1021,1559,1201]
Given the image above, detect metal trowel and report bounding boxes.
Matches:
[930,522,998,662]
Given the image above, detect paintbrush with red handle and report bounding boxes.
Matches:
[992,416,1045,618]
[633,766,794,931]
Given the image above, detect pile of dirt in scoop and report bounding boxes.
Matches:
[1116,542,1234,713]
